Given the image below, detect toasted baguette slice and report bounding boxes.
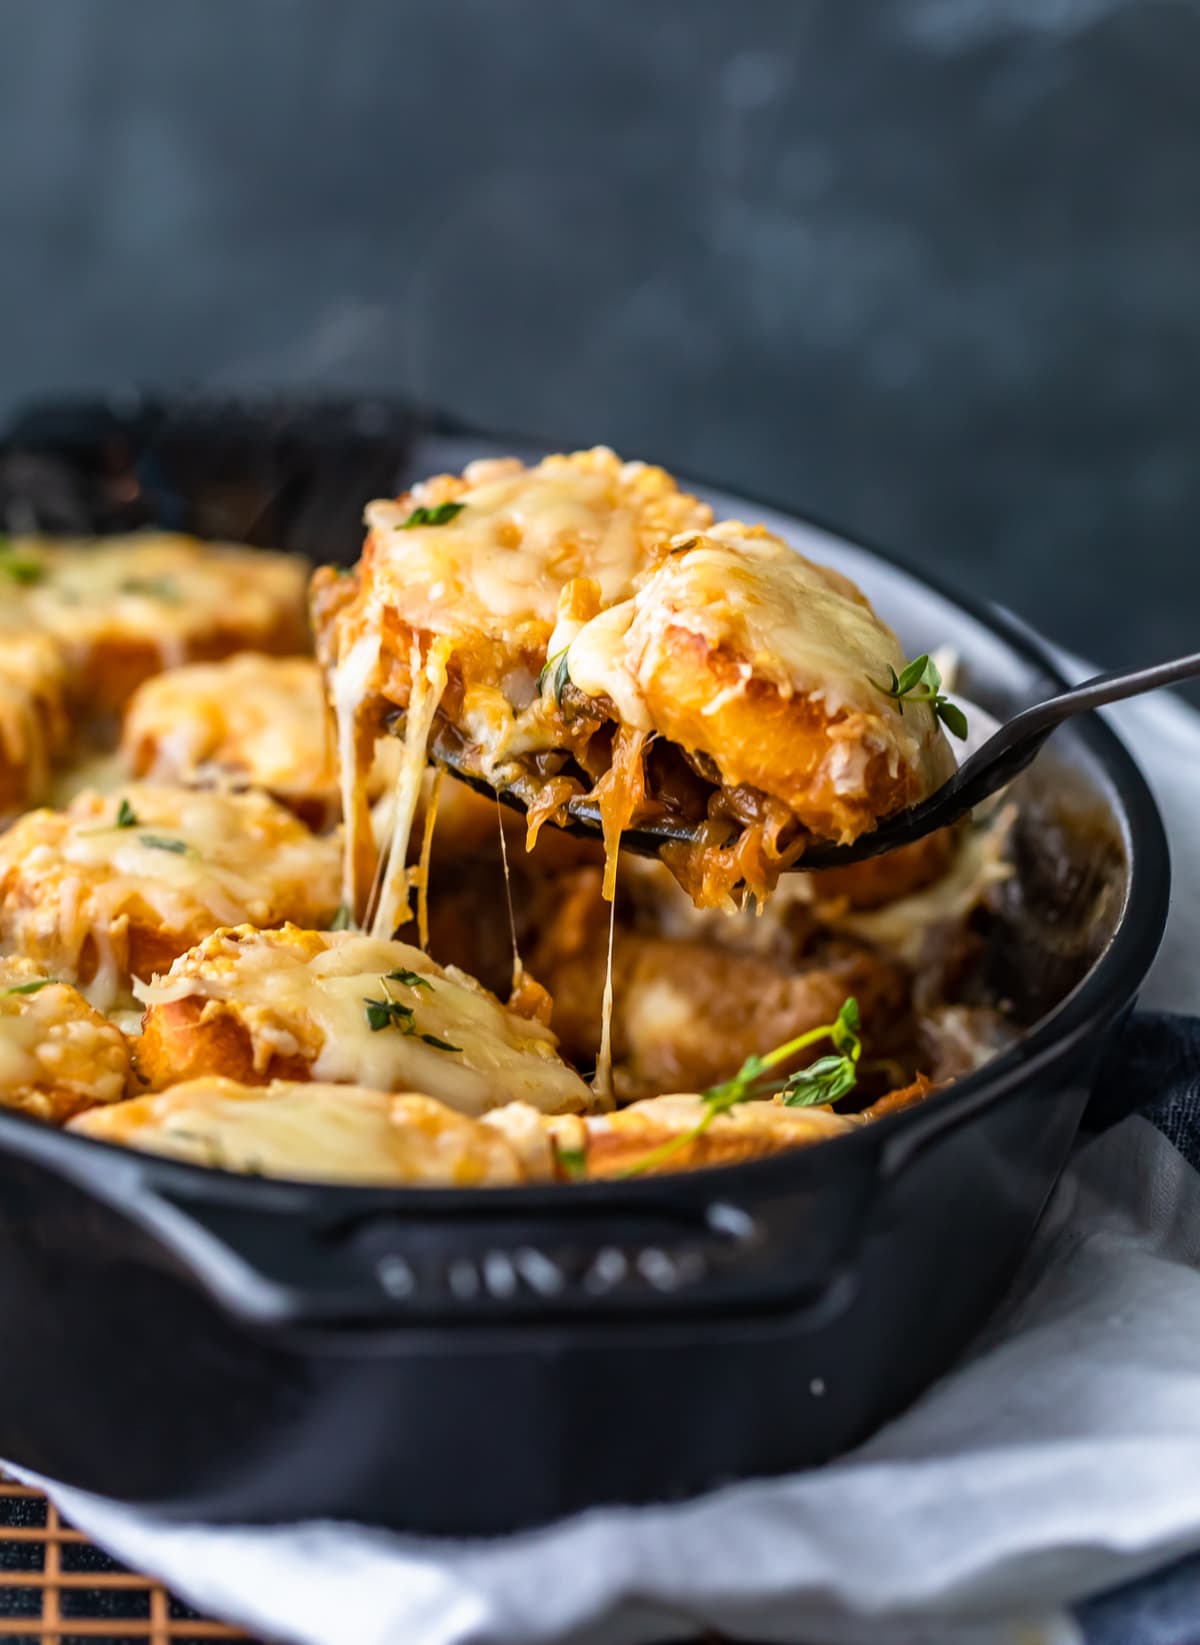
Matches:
[0,956,132,1122]
[313,451,953,922]
[135,923,601,1118]
[0,785,341,1009]
[71,1078,558,1186]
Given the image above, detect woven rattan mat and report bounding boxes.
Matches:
[0,1475,255,1645]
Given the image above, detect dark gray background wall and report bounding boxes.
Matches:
[1,0,1197,682]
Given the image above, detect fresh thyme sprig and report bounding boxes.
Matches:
[362,973,460,1050]
[618,998,863,1178]
[5,977,58,996]
[402,501,465,529]
[869,653,968,741]
[115,797,139,828]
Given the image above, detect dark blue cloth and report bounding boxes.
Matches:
[1071,1014,1200,1645]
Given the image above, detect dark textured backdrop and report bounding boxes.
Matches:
[1,0,1197,682]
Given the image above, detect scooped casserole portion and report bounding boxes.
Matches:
[0,462,1018,1184]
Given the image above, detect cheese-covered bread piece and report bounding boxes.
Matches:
[70,1078,558,1186]
[311,447,712,923]
[0,956,132,1122]
[121,654,343,827]
[550,1076,934,1179]
[553,1094,861,1178]
[0,623,71,815]
[0,785,341,1009]
[8,533,309,715]
[313,449,954,922]
[136,923,600,1117]
[560,522,956,902]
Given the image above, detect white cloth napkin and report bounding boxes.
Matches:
[12,680,1200,1645]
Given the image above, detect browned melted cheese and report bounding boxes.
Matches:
[0,785,341,1009]
[137,925,602,1117]
[15,533,309,675]
[320,448,711,919]
[0,956,131,1121]
[70,1079,558,1186]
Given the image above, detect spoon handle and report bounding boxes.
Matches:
[1007,650,1200,740]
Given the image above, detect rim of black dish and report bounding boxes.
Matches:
[0,440,1172,1211]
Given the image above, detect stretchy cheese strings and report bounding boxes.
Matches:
[415,766,442,952]
[371,638,450,941]
[495,795,524,994]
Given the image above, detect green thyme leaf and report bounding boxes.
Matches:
[935,699,969,741]
[419,1032,461,1052]
[0,550,45,585]
[138,834,194,856]
[895,653,935,696]
[537,645,568,697]
[386,968,433,991]
[869,652,967,739]
[780,1054,858,1108]
[5,977,58,995]
[402,501,465,529]
[619,998,864,1178]
[119,576,181,602]
[364,996,415,1033]
[556,1145,588,1181]
[115,797,139,829]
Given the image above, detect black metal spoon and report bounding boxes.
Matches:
[435,652,1200,869]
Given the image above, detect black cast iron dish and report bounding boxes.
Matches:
[0,398,1170,1535]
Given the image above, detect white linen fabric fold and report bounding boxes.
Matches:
[10,677,1200,1645]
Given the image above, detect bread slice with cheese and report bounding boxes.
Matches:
[311,446,713,926]
[313,449,954,923]
[0,956,132,1122]
[8,532,310,716]
[135,923,601,1117]
[69,1078,559,1186]
[0,785,341,1009]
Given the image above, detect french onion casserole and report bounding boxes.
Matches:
[0,454,1015,1185]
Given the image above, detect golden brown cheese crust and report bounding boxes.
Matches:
[121,653,342,828]
[0,785,341,1008]
[0,956,132,1122]
[314,451,955,917]
[67,1072,932,1184]
[69,1078,557,1187]
[10,533,310,714]
[136,923,601,1117]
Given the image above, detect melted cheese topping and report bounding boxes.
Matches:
[323,450,712,920]
[136,925,599,1116]
[69,1078,556,1186]
[370,637,451,939]
[15,533,308,666]
[121,654,339,809]
[0,956,131,1120]
[0,785,341,1008]
[564,523,950,791]
[363,449,711,642]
